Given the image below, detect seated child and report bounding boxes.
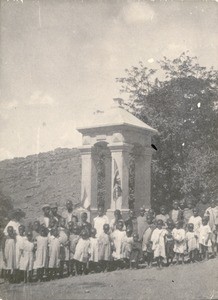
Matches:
[34,226,48,282]
[142,214,155,268]
[185,223,198,263]
[111,220,127,270]
[19,231,35,282]
[121,228,133,268]
[3,226,16,282]
[68,222,80,276]
[98,224,112,272]
[130,233,142,269]
[48,227,61,280]
[169,201,182,224]
[172,221,186,265]
[74,229,90,275]
[155,205,169,228]
[198,216,212,261]
[165,219,175,266]
[151,219,167,269]
[89,228,99,273]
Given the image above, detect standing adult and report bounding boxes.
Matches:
[3,209,25,236]
[93,206,109,238]
[38,204,51,228]
[196,196,210,218]
[109,210,124,232]
[62,200,78,225]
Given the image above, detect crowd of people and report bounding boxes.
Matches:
[1,197,218,284]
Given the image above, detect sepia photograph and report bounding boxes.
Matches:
[0,0,218,299]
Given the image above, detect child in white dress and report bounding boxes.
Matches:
[3,226,16,282]
[172,221,186,265]
[198,216,212,261]
[204,199,218,256]
[58,218,70,277]
[111,220,126,270]
[98,224,112,272]
[151,219,167,269]
[74,229,90,275]
[48,227,61,280]
[19,231,35,282]
[188,207,202,233]
[121,228,133,269]
[185,223,198,263]
[15,225,27,282]
[89,228,99,273]
[68,222,80,276]
[34,226,48,281]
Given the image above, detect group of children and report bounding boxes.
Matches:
[1,198,218,283]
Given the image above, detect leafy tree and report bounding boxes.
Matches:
[116,52,218,212]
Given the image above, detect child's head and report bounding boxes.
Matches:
[187,223,194,232]
[166,219,174,230]
[33,220,40,232]
[98,206,104,217]
[59,218,66,228]
[160,205,167,215]
[139,207,145,217]
[26,231,33,242]
[126,227,132,237]
[117,220,124,231]
[80,229,88,239]
[42,204,51,217]
[7,226,14,237]
[146,213,153,225]
[18,225,25,236]
[51,227,58,238]
[114,209,121,221]
[66,200,73,212]
[128,209,134,219]
[51,204,58,216]
[193,207,199,217]
[175,220,183,229]
[186,199,193,209]
[157,219,164,229]
[91,228,97,238]
[202,216,209,226]
[73,225,78,235]
[49,218,57,229]
[179,199,185,210]
[40,226,48,237]
[133,233,139,242]
[173,200,179,210]
[103,224,110,234]
[81,212,88,223]
[72,215,78,224]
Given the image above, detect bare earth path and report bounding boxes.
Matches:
[1,259,218,300]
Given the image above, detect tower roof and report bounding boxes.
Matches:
[77,100,157,135]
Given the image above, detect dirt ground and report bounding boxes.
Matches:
[0,258,218,300]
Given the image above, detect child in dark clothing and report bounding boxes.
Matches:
[130,233,142,269]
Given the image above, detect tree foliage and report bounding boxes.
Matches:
[116,52,218,211]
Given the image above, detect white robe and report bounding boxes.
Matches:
[151,228,167,258]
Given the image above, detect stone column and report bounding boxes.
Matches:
[79,146,98,221]
[134,146,152,212]
[107,143,133,220]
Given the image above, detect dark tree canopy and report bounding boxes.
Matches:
[116,52,218,212]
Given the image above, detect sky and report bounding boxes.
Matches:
[0,0,218,161]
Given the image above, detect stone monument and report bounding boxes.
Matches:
[77,99,158,221]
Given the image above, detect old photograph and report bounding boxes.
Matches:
[0,0,218,299]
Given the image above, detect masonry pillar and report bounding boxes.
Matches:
[104,151,112,211]
[107,143,133,220]
[79,146,98,220]
[134,146,152,212]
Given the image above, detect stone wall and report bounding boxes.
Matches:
[0,148,81,222]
